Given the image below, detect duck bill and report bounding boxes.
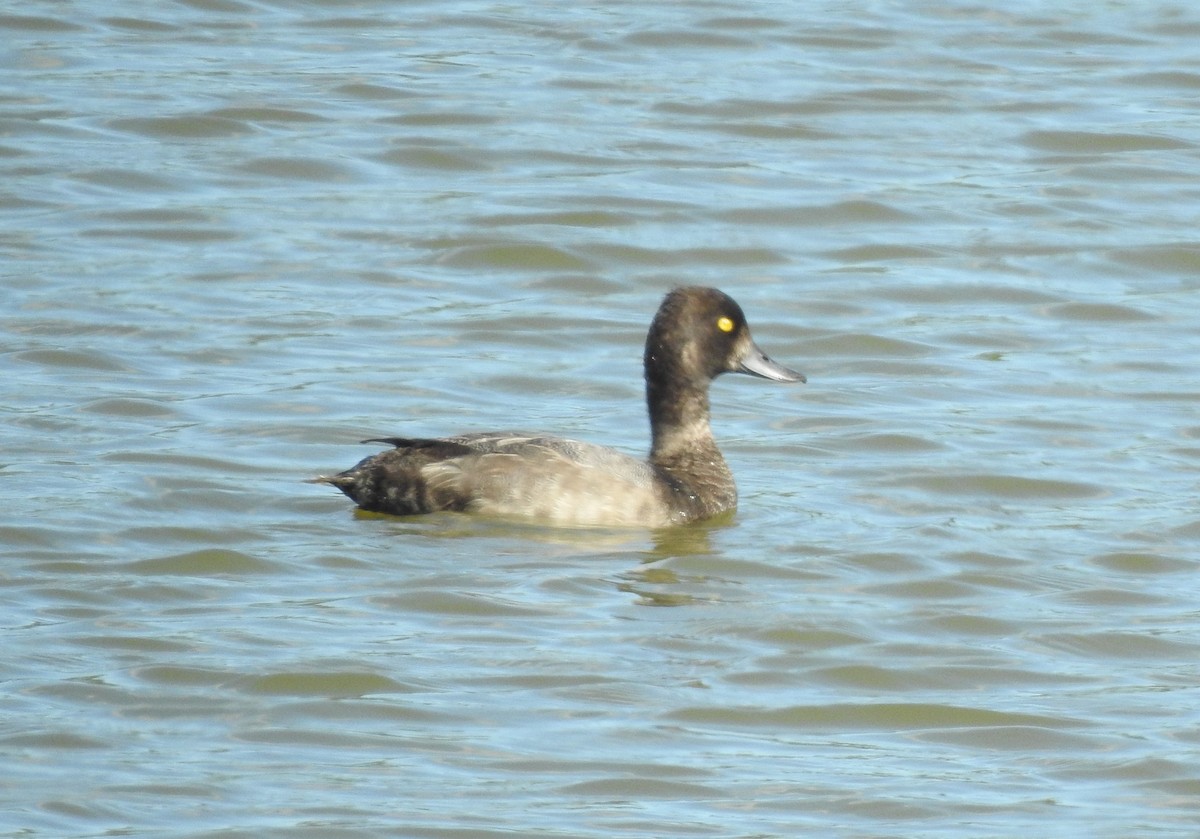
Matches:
[736,340,806,383]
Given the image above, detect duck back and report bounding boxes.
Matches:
[322,433,697,528]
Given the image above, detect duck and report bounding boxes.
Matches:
[316,286,804,528]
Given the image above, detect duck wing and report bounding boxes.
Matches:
[322,432,676,526]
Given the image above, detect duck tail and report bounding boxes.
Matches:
[307,473,353,491]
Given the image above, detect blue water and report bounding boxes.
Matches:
[3,2,1200,837]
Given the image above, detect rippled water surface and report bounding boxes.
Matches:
[4,2,1200,837]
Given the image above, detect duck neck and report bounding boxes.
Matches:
[645,363,725,468]
[645,371,737,520]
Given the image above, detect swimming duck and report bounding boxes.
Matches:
[317,286,804,527]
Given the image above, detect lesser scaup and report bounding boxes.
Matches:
[317,286,804,527]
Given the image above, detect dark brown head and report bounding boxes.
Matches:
[644,286,804,388]
[643,287,804,457]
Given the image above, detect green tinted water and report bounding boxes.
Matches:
[3,3,1200,837]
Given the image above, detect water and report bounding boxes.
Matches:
[3,1,1200,836]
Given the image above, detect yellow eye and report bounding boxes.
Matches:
[716,316,734,333]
